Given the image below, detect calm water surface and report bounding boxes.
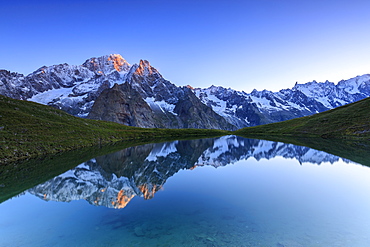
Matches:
[1,136,370,247]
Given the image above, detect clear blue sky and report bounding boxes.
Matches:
[2,0,370,92]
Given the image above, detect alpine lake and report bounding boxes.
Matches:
[1,136,370,247]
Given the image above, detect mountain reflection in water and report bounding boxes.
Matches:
[27,136,349,209]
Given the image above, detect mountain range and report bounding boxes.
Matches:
[28,136,349,209]
[1,54,370,130]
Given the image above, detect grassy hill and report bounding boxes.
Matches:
[0,95,229,164]
[234,97,370,140]
[2,95,370,202]
[2,93,370,165]
[234,97,370,168]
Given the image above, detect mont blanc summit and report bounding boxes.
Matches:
[1,54,370,130]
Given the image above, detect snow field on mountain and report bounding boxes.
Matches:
[144,97,177,116]
[29,87,75,105]
[3,54,370,129]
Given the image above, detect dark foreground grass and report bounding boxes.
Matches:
[234,97,370,140]
[0,95,230,164]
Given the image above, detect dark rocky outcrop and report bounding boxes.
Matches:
[88,82,158,128]
[2,54,370,130]
[88,81,236,130]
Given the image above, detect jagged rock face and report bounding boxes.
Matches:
[0,54,129,118]
[173,87,236,129]
[88,84,236,130]
[194,74,370,127]
[27,136,349,209]
[82,54,130,74]
[88,82,159,128]
[27,64,93,91]
[194,86,271,128]
[0,70,28,99]
[88,60,236,130]
[0,55,235,130]
[129,60,181,103]
[1,53,370,129]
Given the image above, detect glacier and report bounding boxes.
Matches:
[1,54,370,129]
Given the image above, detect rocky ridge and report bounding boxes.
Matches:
[194,74,370,128]
[1,54,370,129]
[0,54,129,117]
[88,60,234,129]
[0,54,234,130]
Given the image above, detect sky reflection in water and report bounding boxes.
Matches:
[1,136,370,247]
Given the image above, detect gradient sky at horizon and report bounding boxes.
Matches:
[2,0,370,92]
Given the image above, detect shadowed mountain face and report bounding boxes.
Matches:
[2,54,370,129]
[27,136,349,209]
[0,55,234,130]
[86,59,236,130]
[88,80,235,130]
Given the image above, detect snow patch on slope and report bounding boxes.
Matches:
[29,87,75,105]
[145,97,177,115]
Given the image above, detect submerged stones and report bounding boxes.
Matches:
[132,222,173,239]
[134,226,145,237]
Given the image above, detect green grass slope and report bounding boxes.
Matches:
[234,97,370,139]
[0,95,229,164]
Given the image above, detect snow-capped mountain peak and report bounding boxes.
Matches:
[134,59,158,77]
[193,73,370,128]
[82,54,130,75]
[337,74,370,94]
[1,54,370,130]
